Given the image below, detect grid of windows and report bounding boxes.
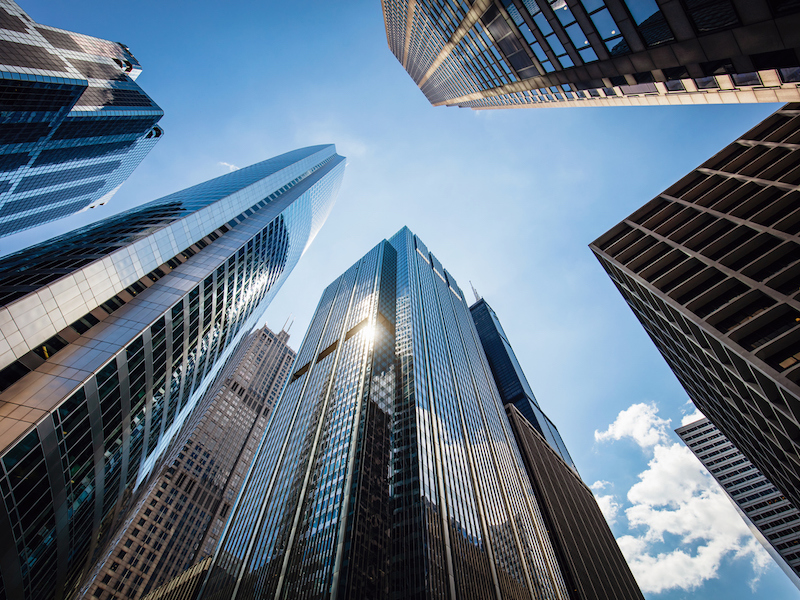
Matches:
[382,0,800,109]
[0,147,346,600]
[200,228,567,600]
[590,103,800,518]
[0,0,164,238]
[677,417,800,581]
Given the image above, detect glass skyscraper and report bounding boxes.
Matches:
[0,145,345,600]
[469,298,575,471]
[199,227,568,600]
[381,0,800,109]
[470,298,643,599]
[0,0,163,238]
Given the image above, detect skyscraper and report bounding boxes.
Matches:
[469,298,643,599]
[677,417,800,590]
[469,298,575,470]
[0,145,345,600]
[381,0,800,109]
[199,227,568,600]
[0,0,164,237]
[589,102,800,509]
[85,324,295,600]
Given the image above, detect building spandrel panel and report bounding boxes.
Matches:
[198,227,568,600]
[381,0,800,109]
[0,145,345,600]
[0,0,164,237]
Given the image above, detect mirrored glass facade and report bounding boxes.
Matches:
[0,145,345,600]
[469,298,575,471]
[0,0,164,237]
[590,103,800,512]
[199,227,568,600]
[84,324,295,600]
[381,0,800,109]
[677,417,800,591]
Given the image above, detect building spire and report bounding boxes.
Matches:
[470,281,481,303]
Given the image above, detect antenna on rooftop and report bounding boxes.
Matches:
[470,281,481,303]
[282,314,293,333]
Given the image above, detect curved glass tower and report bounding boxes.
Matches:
[0,145,345,600]
[199,227,568,600]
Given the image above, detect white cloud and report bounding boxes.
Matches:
[594,402,671,449]
[219,161,240,172]
[594,494,621,526]
[681,406,706,426]
[598,402,772,594]
[590,480,611,491]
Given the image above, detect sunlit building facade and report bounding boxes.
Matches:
[0,0,163,237]
[590,103,800,510]
[85,324,295,600]
[677,417,800,590]
[381,0,800,109]
[0,145,344,600]
[199,227,568,600]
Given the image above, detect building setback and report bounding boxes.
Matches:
[381,0,800,109]
[84,324,295,600]
[0,0,164,237]
[677,416,800,590]
[506,405,643,599]
[469,298,642,599]
[589,103,800,509]
[0,145,344,600]
[197,227,568,600]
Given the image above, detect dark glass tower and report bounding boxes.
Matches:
[469,298,575,470]
[0,145,344,600]
[199,227,568,600]
[470,298,643,599]
[381,0,800,109]
[590,103,800,509]
[0,0,164,237]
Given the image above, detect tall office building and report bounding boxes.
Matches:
[85,324,295,600]
[198,227,568,600]
[469,298,643,599]
[381,0,800,109]
[0,0,164,237]
[589,103,800,510]
[469,298,575,470]
[0,145,345,600]
[677,417,800,590]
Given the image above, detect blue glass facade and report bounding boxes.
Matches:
[199,227,567,600]
[0,145,345,600]
[469,298,575,472]
[0,0,163,238]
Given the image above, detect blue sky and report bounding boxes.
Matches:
[2,1,798,597]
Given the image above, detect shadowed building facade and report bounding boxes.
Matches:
[677,417,800,590]
[84,324,295,600]
[590,103,800,510]
[198,227,568,600]
[381,0,800,109]
[470,298,642,599]
[0,145,344,600]
[0,0,163,237]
